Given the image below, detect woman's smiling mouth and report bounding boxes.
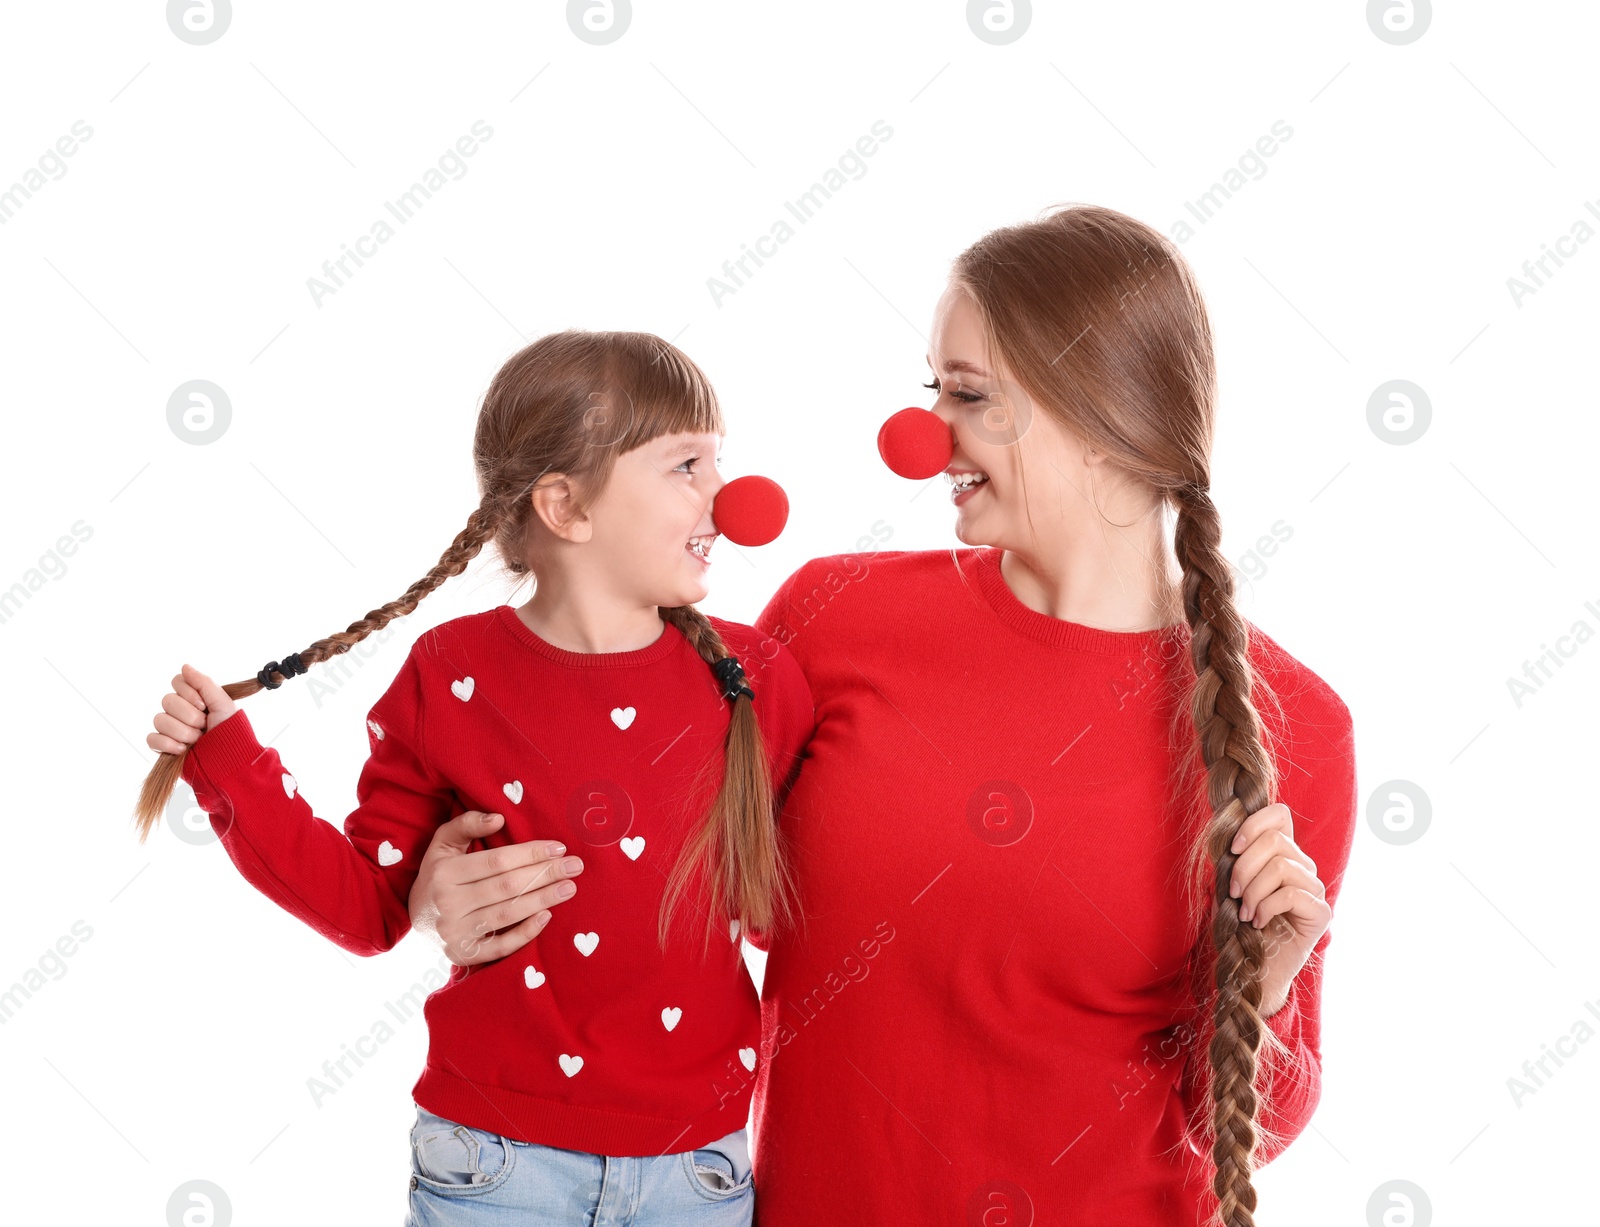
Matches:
[946,468,990,504]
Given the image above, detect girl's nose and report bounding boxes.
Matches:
[712,475,788,546]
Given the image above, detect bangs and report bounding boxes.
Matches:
[601,333,724,454]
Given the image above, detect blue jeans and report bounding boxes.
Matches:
[404,1104,753,1226]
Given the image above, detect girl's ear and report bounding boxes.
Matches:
[529,475,592,543]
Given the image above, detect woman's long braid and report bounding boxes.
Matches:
[131,498,508,842]
[1172,482,1282,1227]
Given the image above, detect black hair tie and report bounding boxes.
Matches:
[711,655,754,703]
[257,652,308,689]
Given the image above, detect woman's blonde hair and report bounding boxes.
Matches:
[132,330,799,957]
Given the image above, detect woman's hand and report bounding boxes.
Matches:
[1226,802,1330,1016]
[148,664,238,754]
[408,811,583,966]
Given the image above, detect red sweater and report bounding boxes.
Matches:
[745,547,1358,1226]
[181,605,813,1157]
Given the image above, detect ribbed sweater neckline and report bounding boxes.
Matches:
[971,546,1187,655]
[494,604,684,668]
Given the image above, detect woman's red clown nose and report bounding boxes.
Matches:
[877,407,954,479]
[712,474,789,546]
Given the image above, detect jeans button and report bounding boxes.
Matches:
[410,1175,418,1191]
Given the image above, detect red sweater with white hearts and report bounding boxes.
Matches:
[741,547,1359,1227]
[180,605,813,1157]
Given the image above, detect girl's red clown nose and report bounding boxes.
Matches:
[877,406,953,479]
[712,474,789,546]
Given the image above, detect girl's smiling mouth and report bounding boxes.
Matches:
[687,533,718,563]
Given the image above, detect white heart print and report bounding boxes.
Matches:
[281,773,297,798]
[661,1007,682,1031]
[619,836,645,861]
[739,1047,756,1071]
[367,720,384,740]
[377,840,402,867]
[573,932,599,957]
[503,781,523,805]
[610,706,636,730]
[524,966,545,990]
[451,676,475,702]
[559,1054,583,1077]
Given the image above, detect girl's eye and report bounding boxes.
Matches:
[923,377,982,404]
[677,454,723,475]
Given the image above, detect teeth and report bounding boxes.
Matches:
[946,471,990,493]
[687,536,714,559]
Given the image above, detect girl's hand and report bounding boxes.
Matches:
[148,664,238,754]
[408,810,583,967]
[1227,802,1330,1015]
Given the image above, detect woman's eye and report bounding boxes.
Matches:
[676,457,698,473]
[923,378,982,404]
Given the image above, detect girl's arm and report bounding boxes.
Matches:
[179,643,457,957]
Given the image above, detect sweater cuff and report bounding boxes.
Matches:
[183,710,269,784]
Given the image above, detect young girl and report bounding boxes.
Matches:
[133,330,814,1226]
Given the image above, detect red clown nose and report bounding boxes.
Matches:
[877,407,953,479]
[711,475,789,546]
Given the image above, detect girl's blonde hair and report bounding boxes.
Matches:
[132,330,799,957]
[950,205,1291,1227]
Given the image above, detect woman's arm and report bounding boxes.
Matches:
[1178,705,1358,1163]
[406,809,580,966]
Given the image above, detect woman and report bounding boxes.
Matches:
[408,204,1357,1227]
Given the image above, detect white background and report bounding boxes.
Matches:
[1,2,1595,1224]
